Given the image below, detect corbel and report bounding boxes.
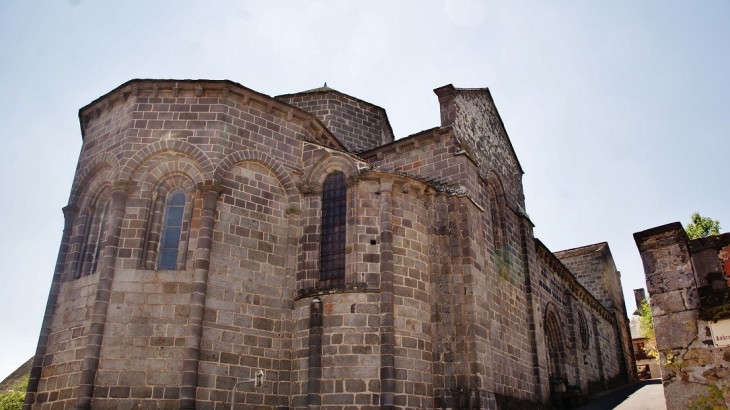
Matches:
[376,152,384,161]
[394,145,401,155]
[265,102,273,114]
[120,92,128,103]
[195,84,203,97]
[242,93,250,104]
[103,100,111,111]
[132,85,140,96]
[172,83,180,97]
[94,108,101,119]
[286,110,293,121]
[401,183,410,194]
[152,84,159,97]
[221,87,229,98]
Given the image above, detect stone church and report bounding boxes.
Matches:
[25,80,636,410]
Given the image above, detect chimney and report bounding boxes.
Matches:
[433,84,457,127]
[634,288,647,311]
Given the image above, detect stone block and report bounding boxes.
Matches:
[654,310,698,349]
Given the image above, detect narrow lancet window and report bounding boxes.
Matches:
[158,191,186,270]
[320,172,347,288]
[89,200,110,274]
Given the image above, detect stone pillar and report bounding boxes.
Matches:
[634,222,706,410]
[433,84,457,127]
[74,184,131,410]
[517,215,543,404]
[634,222,699,410]
[378,178,395,410]
[180,185,222,409]
[634,223,698,350]
[24,205,78,410]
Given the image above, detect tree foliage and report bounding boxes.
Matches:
[638,299,658,359]
[686,212,721,240]
[0,375,28,410]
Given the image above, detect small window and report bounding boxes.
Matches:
[89,200,110,274]
[157,191,186,270]
[320,172,347,288]
[76,194,110,278]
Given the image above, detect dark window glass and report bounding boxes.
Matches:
[320,172,347,288]
[158,191,186,270]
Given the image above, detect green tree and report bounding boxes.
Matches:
[0,375,28,410]
[638,299,657,359]
[686,212,721,240]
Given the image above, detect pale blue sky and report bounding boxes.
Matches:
[1,0,728,379]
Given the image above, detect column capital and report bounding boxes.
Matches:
[379,178,394,194]
[200,184,224,195]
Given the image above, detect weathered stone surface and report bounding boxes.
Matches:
[28,80,635,410]
[636,226,730,409]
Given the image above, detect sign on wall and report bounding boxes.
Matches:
[709,319,730,347]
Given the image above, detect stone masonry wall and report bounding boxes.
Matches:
[28,79,636,410]
[635,223,730,410]
[34,276,97,409]
[555,245,636,384]
[196,161,292,409]
[391,187,433,409]
[278,89,394,153]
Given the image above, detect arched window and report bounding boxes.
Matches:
[157,190,186,270]
[545,308,567,383]
[76,193,110,278]
[576,309,590,349]
[89,200,110,274]
[320,171,347,289]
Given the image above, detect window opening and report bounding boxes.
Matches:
[320,172,347,288]
[577,309,590,349]
[89,200,110,274]
[158,191,186,270]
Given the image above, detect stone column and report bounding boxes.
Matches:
[634,222,699,410]
[307,298,323,410]
[634,223,698,351]
[180,184,222,409]
[378,178,395,410]
[74,184,131,410]
[24,205,78,410]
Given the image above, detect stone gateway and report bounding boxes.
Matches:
[25,80,636,410]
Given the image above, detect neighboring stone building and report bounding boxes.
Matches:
[25,80,636,410]
[635,223,730,410]
[628,289,660,379]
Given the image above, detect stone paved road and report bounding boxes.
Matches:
[575,379,667,410]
